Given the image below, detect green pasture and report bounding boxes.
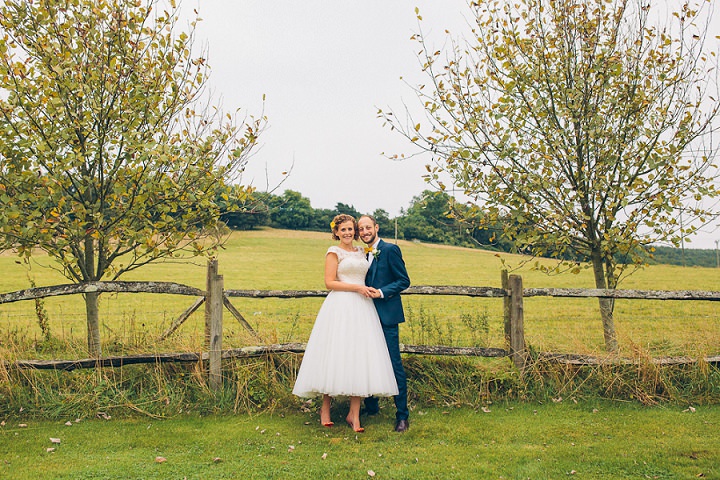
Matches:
[1,228,718,359]
[1,229,720,478]
[2,401,718,479]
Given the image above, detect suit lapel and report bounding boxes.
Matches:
[367,239,384,285]
[368,255,377,284]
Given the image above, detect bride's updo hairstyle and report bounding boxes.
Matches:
[330,214,359,241]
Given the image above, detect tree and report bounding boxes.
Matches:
[371,208,395,240]
[308,202,362,233]
[459,207,515,252]
[402,190,460,244]
[218,185,270,230]
[333,202,363,220]
[0,0,263,355]
[268,190,315,229]
[383,0,720,351]
[309,207,335,232]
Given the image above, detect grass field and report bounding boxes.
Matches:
[1,228,719,478]
[1,228,718,359]
[2,400,719,479]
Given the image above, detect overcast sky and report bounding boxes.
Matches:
[184,0,719,249]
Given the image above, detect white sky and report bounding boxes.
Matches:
[184,0,719,249]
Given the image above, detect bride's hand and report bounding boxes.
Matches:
[367,287,381,298]
[357,286,374,297]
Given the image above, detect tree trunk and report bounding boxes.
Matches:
[590,249,619,352]
[85,291,101,356]
[83,236,101,356]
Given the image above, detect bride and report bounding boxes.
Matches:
[292,214,398,432]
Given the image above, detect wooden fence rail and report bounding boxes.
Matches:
[2,282,714,303]
[11,343,509,371]
[3,261,719,389]
[522,287,720,301]
[224,285,508,298]
[11,346,718,371]
[0,281,203,304]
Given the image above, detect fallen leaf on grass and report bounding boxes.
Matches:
[683,406,696,413]
[213,457,222,463]
[481,406,491,413]
[18,424,27,428]
[288,445,295,452]
[46,448,55,453]
[50,438,61,444]
[155,457,167,463]
[368,471,376,477]
[321,453,327,460]
[65,421,73,426]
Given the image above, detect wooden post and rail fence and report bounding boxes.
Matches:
[2,259,719,390]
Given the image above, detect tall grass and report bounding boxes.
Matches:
[1,228,719,418]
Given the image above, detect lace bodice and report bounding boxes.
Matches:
[327,246,369,285]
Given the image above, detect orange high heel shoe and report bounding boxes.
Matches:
[320,409,333,427]
[345,418,365,433]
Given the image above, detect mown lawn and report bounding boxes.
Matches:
[2,401,718,479]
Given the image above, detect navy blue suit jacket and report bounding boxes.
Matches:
[365,239,410,326]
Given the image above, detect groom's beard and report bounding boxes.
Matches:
[362,234,377,246]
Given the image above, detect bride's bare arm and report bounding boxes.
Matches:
[324,253,374,297]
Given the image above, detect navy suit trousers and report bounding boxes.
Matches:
[365,324,408,421]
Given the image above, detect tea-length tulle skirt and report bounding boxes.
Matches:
[292,290,398,398]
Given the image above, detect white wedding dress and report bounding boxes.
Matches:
[292,246,399,398]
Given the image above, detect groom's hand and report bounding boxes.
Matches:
[357,286,378,298]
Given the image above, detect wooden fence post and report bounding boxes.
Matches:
[508,274,526,372]
[206,259,223,391]
[502,270,510,349]
[205,259,217,346]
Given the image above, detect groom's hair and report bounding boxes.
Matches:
[358,214,377,225]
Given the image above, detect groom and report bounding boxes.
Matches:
[358,215,411,433]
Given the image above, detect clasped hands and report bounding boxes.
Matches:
[358,286,381,298]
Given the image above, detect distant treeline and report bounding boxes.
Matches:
[646,246,719,268]
[219,187,719,268]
